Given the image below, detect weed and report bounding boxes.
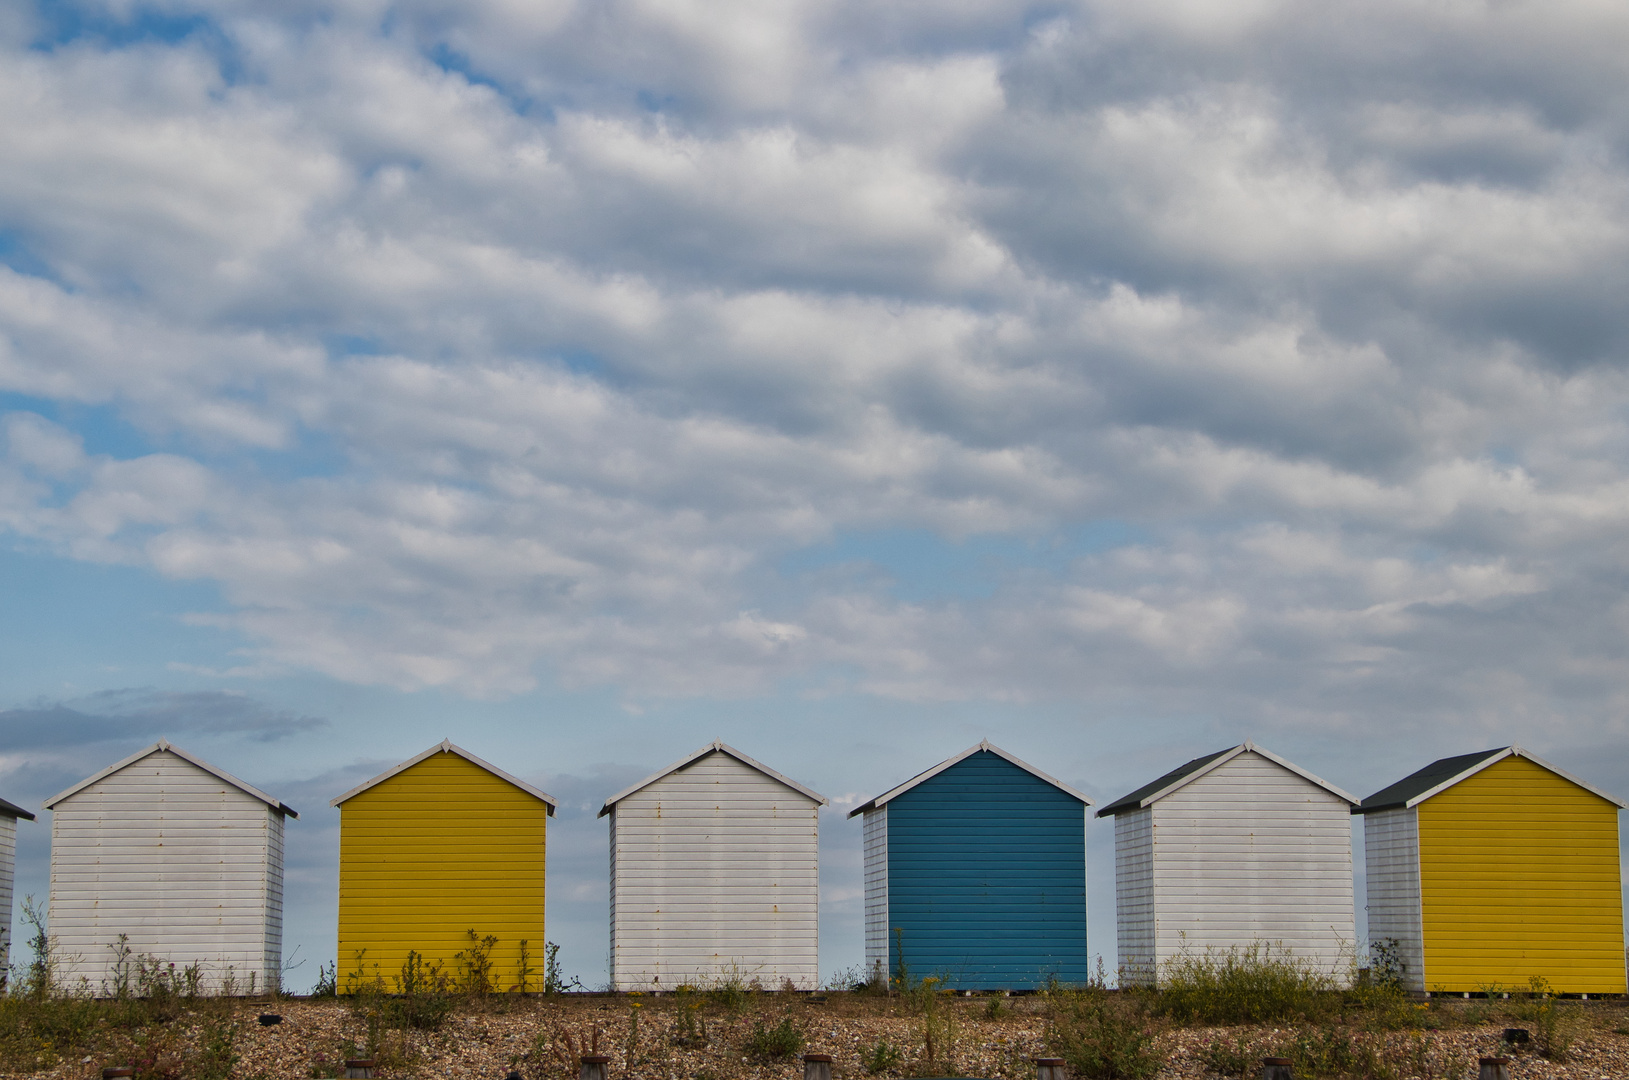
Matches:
[744,1016,805,1061]
[984,996,1011,1019]
[670,987,710,1047]
[192,1015,240,1080]
[862,1038,905,1074]
[310,961,339,998]
[1200,1033,1260,1077]
[1368,938,1407,990]
[1045,984,1164,1080]
[455,929,500,996]
[391,950,456,1030]
[544,941,584,994]
[1514,976,1579,1062]
[1158,942,1337,1025]
[707,964,754,1014]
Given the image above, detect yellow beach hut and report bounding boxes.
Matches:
[1356,746,1625,994]
[332,740,557,992]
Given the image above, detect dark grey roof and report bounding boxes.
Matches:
[1354,748,1505,814]
[1096,747,1233,817]
[0,796,35,821]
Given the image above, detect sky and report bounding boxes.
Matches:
[2,0,1629,991]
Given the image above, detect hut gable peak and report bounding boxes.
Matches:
[329,738,558,812]
[599,739,828,816]
[847,739,1092,818]
[1097,741,1356,817]
[43,739,297,817]
[1355,745,1626,814]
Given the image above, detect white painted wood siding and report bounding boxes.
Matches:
[862,806,888,981]
[1113,806,1155,985]
[0,816,15,977]
[610,750,821,991]
[1362,807,1424,992]
[48,751,285,994]
[1147,752,1356,983]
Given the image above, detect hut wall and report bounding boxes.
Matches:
[1113,805,1155,986]
[0,815,15,976]
[1415,755,1625,993]
[1148,751,1354,981]
[1361,806,1425,992]
[48,751,283,993]
[882,750,1088,990]
[336,750,548,992]
[862,806,889,981]
[610,750,820,991]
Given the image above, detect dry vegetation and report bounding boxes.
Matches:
[3,983,1629,1080]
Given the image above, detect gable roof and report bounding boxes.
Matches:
[0,796,35,821]
[1355,746,1626,814]
[44,739,298,818]
[600,739,827,817]
[847,739,1093,818]
[330,739,557,812]
[1097,741,1356,817]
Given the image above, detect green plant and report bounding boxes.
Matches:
[1045,985,1164,1080]
[862,1038,905,1075]
[192,1015,240,1080]
[544,941,584,994]
[707,964,754,1013]
[1158,942,1337,1025]
[1368,938,1406,990]
[1519,976,1579,1062]
[1200,1034,1260,1077]
[455,929,500,995]
[671,988,710,1047]
[744,1016,805,1061]
[311,961,338,998]
[984,996,1011,1019]
[391,950,456,1030]
[1269,1026,1372,1079]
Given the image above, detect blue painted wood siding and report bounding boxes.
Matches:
[886,750,1088,989]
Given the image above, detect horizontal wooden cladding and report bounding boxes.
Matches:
[1414,756,1623,993]
[337,750,549,988]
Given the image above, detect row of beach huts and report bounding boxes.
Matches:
[0,737,1623,997]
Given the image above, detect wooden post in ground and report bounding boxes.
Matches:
[343,1061,374,1079]
[804,1053,834,1080]
[1035,1057,1067,1080]
[1478,1058,1510,1080]
[1261,1057,1294,1080]
[580,1054,612,1080]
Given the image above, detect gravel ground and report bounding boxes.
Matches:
[10,995,1629,1080]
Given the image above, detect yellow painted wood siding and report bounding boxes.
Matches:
[337,751,548,992]
[1416,755,1625,993]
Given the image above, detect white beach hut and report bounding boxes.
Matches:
[600,740,827,991]
[0,796,36,979]
[44,740,297,994]
[1097,742,1358,986]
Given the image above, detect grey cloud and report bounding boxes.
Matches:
[0,689,325,749]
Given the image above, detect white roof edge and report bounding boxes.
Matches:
[847,739,1093,818]
[44,739,298,818]
[1133,742,1358,809]
[599,739,828,816]
[330,739,558,810]
[1405,746,1627,809]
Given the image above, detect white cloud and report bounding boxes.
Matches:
[0,0,1627,746]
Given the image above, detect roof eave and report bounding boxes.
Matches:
[601,740,828,815]
[848,740,1093,819]
[44,739,291,814]
[331,739,558,810]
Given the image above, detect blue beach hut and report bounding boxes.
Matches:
[849,740,1093,990]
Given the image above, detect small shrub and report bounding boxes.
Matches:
[862,1038,905,1075]
[1158,943,1336,1025]
[744,1016,805,1061]
[1046,987,1164,1080]
[192,1015,240,1080]
[708,965,754,1014]
[1199,1034,1259,1077]
[1269,1026,1372,1079]
[984,996,1011,1019]
[1519,977,1580,1062]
